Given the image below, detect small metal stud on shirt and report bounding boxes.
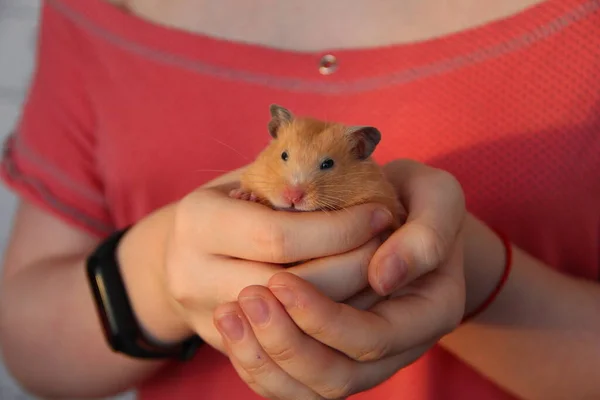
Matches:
[319,54,338,75]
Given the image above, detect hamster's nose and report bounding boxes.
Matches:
[283,186,305,205]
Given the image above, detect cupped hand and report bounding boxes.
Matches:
[214,159,468,399]
[162,168,395,352]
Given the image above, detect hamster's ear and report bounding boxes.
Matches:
[268,104,294,138]
[345,126,381,160]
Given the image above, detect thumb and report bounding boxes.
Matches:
[368,220,454,296]
[370,162,466,296]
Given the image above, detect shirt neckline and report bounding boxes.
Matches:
[49,0,596,93]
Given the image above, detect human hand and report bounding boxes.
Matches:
[213,159,467,399]
[160,168,396,352]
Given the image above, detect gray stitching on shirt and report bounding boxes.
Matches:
[47,0,600,94]
[1,135,113,236]
[10,131,107,205]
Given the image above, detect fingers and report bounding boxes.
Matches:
[184,188,393,264]
[370,161,466,295]
[343,287,386,310]
[239,285,363,399]
[219,281,436,400]
[170,234,380,315]
[214,302,319,400]
[170,232,385,351]
[289,236,381,302]
[376,238,465,346]
[167,233,384,353]
[268,272,394,362]
[268,271,462,364]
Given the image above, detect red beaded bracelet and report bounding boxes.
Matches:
[461,229,513,323]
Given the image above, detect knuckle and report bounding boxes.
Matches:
[301,317,330,339]
[252,221,291,262]
[440,169,463,193]
[163,251,194,308]
[432,169,466,210]
[336,225,356,250]
[243,354,275,379]
[234,366,257,387]
[266,342,299,364]
[353,339,391,362]
[413,223,447,271]
[168,276,192,308]
[430,167,457,186]
[318,375,356,400]
[173,190,214,238]
[165,259,202,310]
[300,303,343,339]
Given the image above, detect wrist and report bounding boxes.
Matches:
[117,204,195,345]
[462,213,512,319]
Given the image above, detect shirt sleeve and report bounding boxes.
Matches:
[0,1,114,238]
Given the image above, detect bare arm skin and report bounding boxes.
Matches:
[0,200,185,398]
[0,171,242,398]
[441,214,600,400]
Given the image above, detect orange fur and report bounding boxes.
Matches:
[237,107,404,227]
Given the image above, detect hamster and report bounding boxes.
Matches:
[230,104,404,228]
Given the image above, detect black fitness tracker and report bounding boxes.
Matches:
[86,226,203,361]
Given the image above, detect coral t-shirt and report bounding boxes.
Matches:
[2,0,599,399]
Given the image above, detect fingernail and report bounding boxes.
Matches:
[239,296,270,326]
[269,285,297,308]
[216,313,245,342]
[378,254,408,294]
[371,209,393,232]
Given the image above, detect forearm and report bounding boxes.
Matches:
[0,205,191,399]
[440,214,600,400]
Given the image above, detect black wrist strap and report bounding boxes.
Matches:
[86,226,203,361]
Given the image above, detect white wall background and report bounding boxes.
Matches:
[0,1,133,398]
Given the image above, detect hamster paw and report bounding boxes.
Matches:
[228,188,247,199]
[229,188,259,202]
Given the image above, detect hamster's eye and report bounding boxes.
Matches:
[320,158,334,170]
[281,151,288,161]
